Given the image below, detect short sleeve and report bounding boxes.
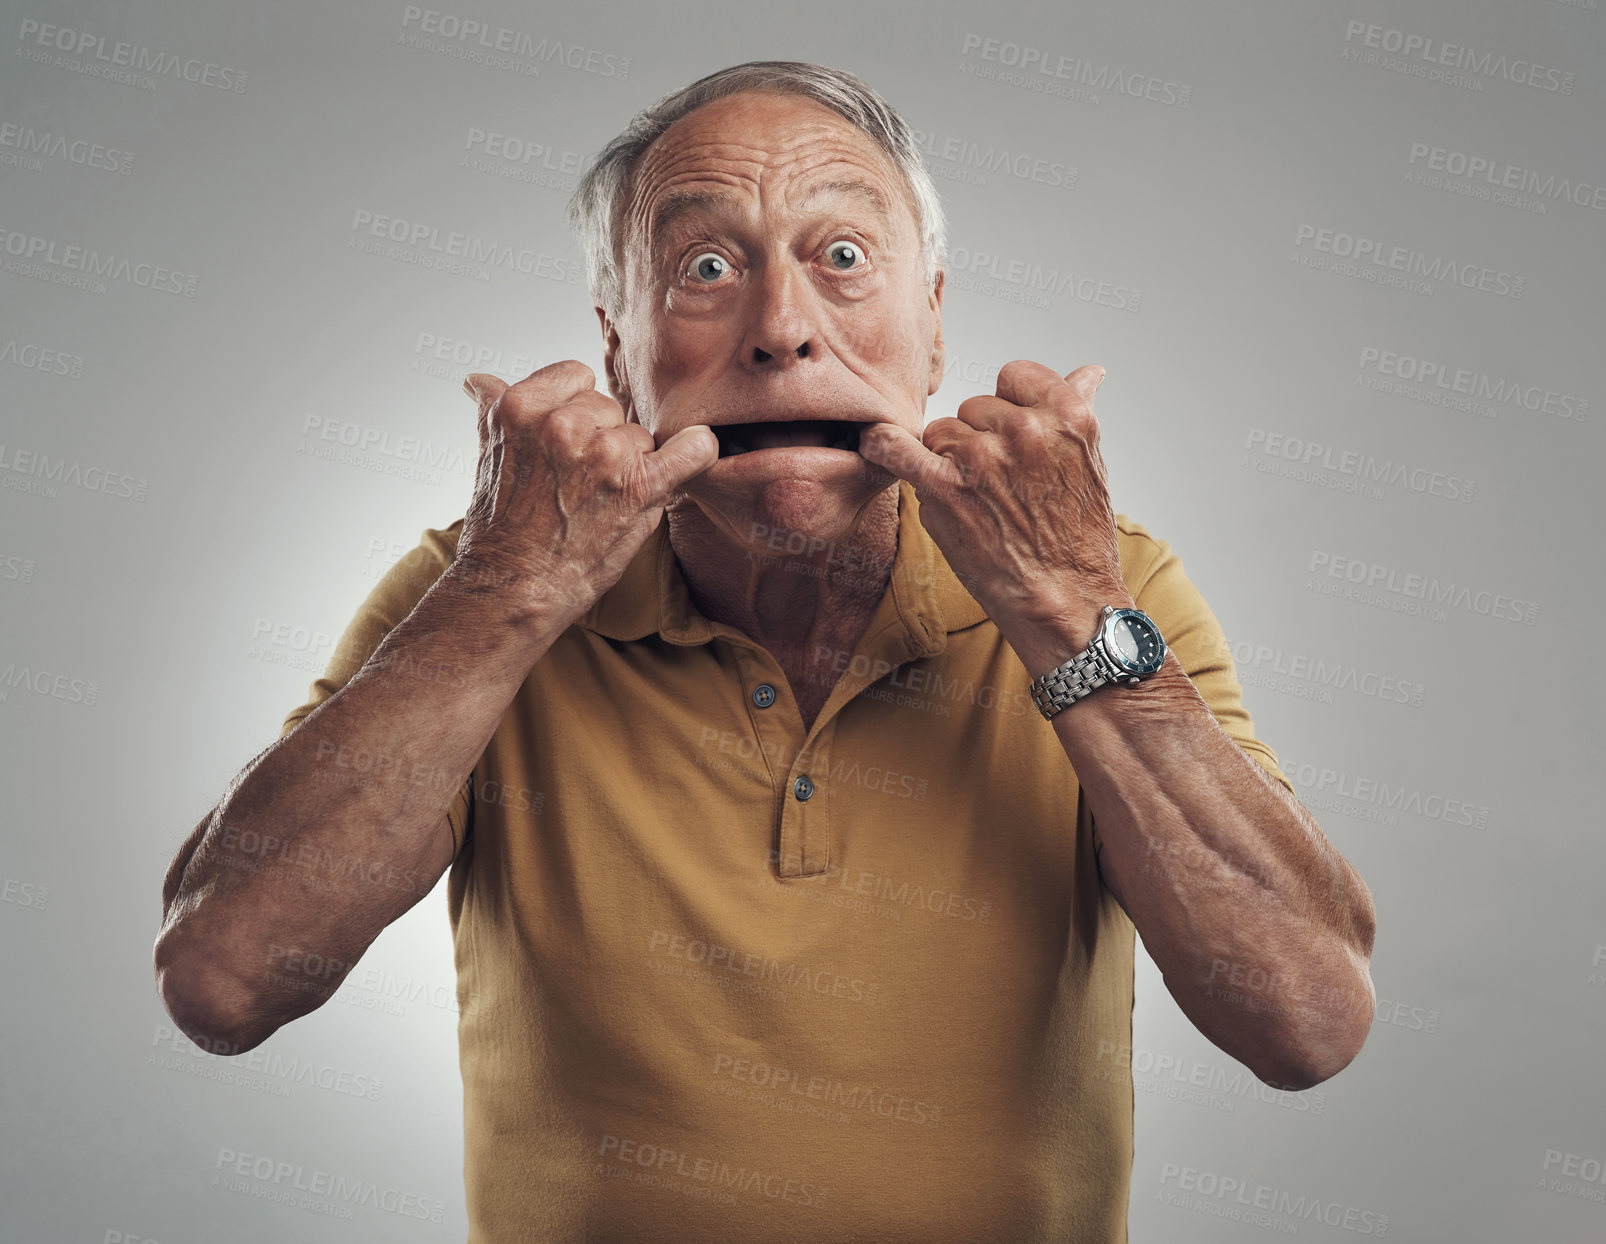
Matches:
[1114,514,1296,799]
[277,521,475,856]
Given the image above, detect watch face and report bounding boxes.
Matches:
[1104,610,1166,675]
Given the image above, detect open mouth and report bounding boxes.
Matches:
[712,419,867,458]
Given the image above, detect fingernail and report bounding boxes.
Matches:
[1096,370,1107,390]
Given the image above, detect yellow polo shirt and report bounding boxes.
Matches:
[280,478,1292,1243]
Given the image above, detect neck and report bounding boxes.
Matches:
[665,487,900,667]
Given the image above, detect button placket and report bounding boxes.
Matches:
[721,645,819,876]
[777,720,833,878]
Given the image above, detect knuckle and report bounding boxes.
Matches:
[997,358,1034,381]
[544,408,590,447]
[1051,392,1092,425]
[594,428,639,468]
[572,389,625,422]
[542,358,594,387]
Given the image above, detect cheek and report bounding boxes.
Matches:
[641,320,716,386]
[860,314,930,380]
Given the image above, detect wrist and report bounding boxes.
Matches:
[437,555,586,644]
[1007,591,1136,681]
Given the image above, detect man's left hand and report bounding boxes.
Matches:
[857,360,1132,656]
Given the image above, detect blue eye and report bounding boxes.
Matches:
[689,252,730,283]
[826,240,865,270]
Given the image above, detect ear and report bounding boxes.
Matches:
[926,268,946,397]
[595,304,636,422]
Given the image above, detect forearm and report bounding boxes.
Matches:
[155,562,563,1049]
[1014,625,1376,1088]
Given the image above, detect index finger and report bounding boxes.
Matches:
[857,422,965,500]
[465,360,598,440]
[992,359,1065,411]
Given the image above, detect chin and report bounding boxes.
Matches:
[686,465,888,551]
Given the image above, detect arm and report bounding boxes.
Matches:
[154,569,560,1053]
[1010,615,1376,1090]
[858,357,1376,1090]
[154,359,718,1054]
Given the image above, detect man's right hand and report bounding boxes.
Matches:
[453,360,717,629]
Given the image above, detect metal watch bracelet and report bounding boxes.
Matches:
[1028,646,1113,720]
[1027,604,1166,721]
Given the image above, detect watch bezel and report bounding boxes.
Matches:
[1100,608,1167,677]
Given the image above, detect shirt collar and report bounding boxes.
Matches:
[579,479,989,652]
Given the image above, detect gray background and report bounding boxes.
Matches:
[2,0,1603,1240]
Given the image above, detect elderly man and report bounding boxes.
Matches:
[156,61,1375,1242]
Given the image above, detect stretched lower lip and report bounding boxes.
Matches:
[705,444,869,475]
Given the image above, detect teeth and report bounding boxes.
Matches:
[726,444,747,455]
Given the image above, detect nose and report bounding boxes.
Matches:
[741,257,822,370]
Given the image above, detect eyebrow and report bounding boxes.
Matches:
[645,177,895,250]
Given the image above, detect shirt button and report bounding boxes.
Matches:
[752,683,777,709]
[793,775,815,802]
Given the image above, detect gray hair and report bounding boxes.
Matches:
[567,60,948,321]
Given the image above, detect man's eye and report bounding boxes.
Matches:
[825,240,866,271]
[688,252,731,283]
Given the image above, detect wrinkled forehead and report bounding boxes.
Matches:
[620,93,912,265]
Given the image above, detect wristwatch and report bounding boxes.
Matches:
[1028,605,1168,720]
